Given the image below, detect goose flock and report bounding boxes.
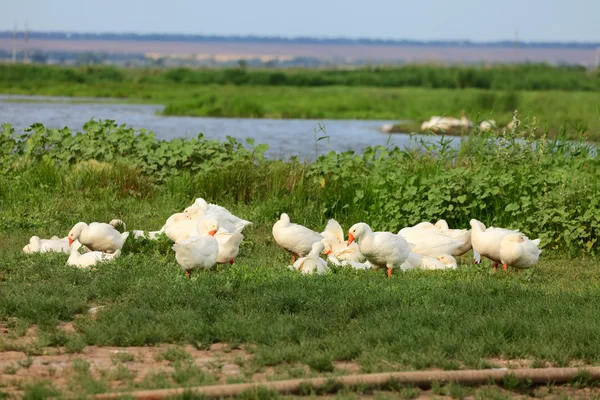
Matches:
[21,197,542,276]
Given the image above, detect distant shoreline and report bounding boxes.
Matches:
[1,31,599,49]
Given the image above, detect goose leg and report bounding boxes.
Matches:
[292,254,297,262]
[503,263,508,271]
[387,268,393,277]
[230,259,235,265]
[493,263,498,272]
[186,270,191,278]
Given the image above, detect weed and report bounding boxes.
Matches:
[64,334,86,353]
[3,364,17,375]
[172,360,216,386]
[111,351,135,364]
[155,346,191,363]
[22,381,59,400]
[18,356,33,369]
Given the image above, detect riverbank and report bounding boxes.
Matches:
[2,65,600,138]
[2,83,599,138]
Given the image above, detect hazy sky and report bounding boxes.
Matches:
[4,0,600,42]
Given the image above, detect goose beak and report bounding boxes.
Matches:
[68,238,74,246]
[208,230,217,236]
[324,250,332,255]
[347,234,355,245]
[436,256,441,261]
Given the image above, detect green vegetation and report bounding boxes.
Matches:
[3,63,600,91]
[2,64,600,136]
[2,119,600,396]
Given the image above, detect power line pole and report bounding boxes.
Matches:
[514,30,519,64]
[24,22,29,63]
[12,23,17,63]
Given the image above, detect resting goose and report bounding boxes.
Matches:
[67,248,121,268]
[288,242,329,275]
[273,213,323,261]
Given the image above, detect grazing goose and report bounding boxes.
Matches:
[500,233,542,270]
[272,213,323,261]
[68,222,129,253]
[470,219,520,271]
[213,226,244,264]
[348,223,410,277]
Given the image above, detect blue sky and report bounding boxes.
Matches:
[4,0,599,42]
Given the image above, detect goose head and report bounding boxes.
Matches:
[347,223,370,245]
[321,241,333,255]
[197,218,219,237]
[68,222,88,246]
[436,254,457,267]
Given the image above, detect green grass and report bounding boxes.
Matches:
[1,65,600,137]
[2,119,600,396]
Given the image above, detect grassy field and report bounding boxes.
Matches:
[2,64,600,138]
[1,120,600,397]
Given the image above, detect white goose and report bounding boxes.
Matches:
[23,236,71,254]
[470,219,520,271]
[172,218,219,277]
[272,213,323,261]
[434,220,473,256]
[67,248,121,268]
[400,252,458,271]
[348,223,410,277]
[184,198,252,232]
[161,213,200,243]
[321,219,365,262]
[326,253,371,270]
[398,227,463,258]
[500,233,541,270]
[213,227,244,264]
[68,222,129,253]
[288,242,329,275]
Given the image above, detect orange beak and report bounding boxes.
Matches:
[68,238,74,246]
[208,230,217,236]
[436,256,441,261]
[347,233,355,245]
[324,250,332,255]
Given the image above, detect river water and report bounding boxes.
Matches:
[0,95,459,159]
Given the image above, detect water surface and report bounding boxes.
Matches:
[0,95,458,159]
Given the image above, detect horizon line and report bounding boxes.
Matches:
[1,30,600,48]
